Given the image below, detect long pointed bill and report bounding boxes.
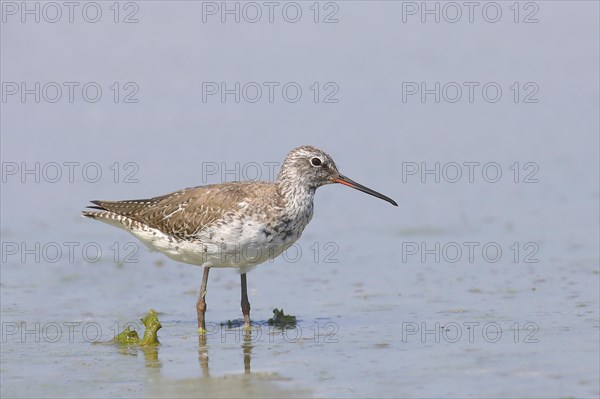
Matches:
[332,174,398,207]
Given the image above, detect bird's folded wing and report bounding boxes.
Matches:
[88,182,276,239]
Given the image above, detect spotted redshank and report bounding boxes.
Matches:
[82,146,397,331]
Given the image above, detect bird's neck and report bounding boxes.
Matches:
[276,177,315,219]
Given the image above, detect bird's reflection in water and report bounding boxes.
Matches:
[242,329,253,375]
[198,323,256,377]
[109,322,314,399]
[112,322,257,378]
[198,333,210,377]
[135,324,310,398]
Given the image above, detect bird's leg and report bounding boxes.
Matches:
[197,266,210,333]
[240,273,251,329]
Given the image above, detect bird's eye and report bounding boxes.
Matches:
[311,157,322,167]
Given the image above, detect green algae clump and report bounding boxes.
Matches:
[109,309,161,347]
[139,309,162,346]
[267,308,297,328]
[113,326,140,345]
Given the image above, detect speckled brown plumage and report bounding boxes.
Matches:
[84,182,283,240]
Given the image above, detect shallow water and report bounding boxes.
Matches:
[1,1,599,398]
[2,223,598,397]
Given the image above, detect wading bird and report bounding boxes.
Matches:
[83,146,397,331]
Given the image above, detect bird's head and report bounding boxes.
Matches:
[278,145,397,206]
